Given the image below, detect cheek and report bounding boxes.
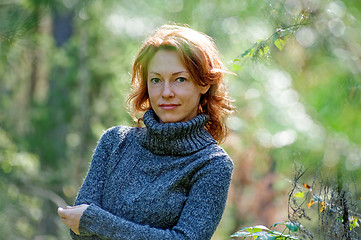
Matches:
[183,91,201,107]
[147,87,158,103]
[184,86,202,101]
[192,95,202,106]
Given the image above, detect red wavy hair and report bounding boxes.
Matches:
[128,24,233,143]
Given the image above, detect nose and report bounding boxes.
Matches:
[161,81,174,98]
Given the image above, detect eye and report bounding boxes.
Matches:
[150,78,161,84]
[176,77,186,83]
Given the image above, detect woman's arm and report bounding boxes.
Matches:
[62,126,128,237]
[73,155,233,240]
[74,126,132,206]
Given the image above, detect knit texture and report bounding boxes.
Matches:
[71,110,233,240]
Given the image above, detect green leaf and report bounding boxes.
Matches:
[253,231,276,240]
[313,195,322,202]
[274,38,286,51]
[241,227,261,234]
[285,222,300,232]
[256,232,277,240]
[281,234,299,239]
[232,63,242,71]
[294,191,304,198]
[235,225,269,234]
[252,225,270,232]
[240,42,258,58]
[270,230,299,239]
[259,45,270,57]
[270,221,285,228]
[231,225,272,238]
[230,231,249,238]
[271,31,280,43]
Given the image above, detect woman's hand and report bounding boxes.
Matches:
[58,204,89,235]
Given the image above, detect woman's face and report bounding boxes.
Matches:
[147,49,209,123]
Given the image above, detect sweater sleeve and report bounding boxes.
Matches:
[73,154,233,240]
[74,126,125,205]
[71,126,126,238]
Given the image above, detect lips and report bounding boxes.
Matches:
[159,104,179,110]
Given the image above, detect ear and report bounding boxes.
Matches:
[200,84,210,94]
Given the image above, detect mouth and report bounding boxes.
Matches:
[159,104,179,110]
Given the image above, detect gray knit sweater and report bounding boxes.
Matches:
[71,110,233,240]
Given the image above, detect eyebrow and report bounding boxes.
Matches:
[149,71,189,76]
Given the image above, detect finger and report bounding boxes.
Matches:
[58,207,67,218]
[59,217,67,224]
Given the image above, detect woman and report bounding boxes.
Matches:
[58,24,234,240]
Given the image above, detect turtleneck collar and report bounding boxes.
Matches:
[139,109,216,156]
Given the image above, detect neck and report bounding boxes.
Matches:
[139,110,216,155]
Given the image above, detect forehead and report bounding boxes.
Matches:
[148,49,187,72]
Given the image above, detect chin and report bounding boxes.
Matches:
[154,109,196,123]
[157,113,185,123]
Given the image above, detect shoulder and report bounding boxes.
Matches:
[102,125,132,138]
[199,143,234,172]
[101,125,141,139]
[96,125,140,150]
[189,143,233,186]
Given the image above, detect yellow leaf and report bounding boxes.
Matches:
[307,200,315,208]
[320,201,326,212]
[274,38,286,51]
[349,216,359,231]
[294,191,305,198]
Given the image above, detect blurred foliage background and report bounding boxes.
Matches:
[1,0,361,239]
